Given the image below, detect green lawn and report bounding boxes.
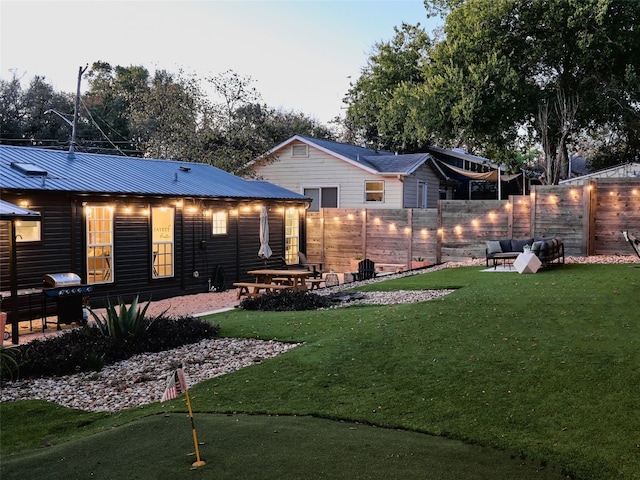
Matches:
[1,263,639,479]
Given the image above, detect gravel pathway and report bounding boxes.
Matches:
[2,255,636,412]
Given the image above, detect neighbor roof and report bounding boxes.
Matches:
[264,135,439,176]
[0,145,307,201]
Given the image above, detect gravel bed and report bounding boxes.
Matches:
[1,338,300,412]
[2,255,635,412]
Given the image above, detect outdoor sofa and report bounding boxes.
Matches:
[485,237,565,268]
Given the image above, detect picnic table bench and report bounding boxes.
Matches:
[375,263,406,273]
[232,282,291,300]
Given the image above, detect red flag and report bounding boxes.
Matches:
[161,367,188,402]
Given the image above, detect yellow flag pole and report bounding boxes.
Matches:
[184,388,206,467]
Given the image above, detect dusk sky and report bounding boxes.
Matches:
[0,0,440,124]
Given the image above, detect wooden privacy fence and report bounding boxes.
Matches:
[305,179,640,272]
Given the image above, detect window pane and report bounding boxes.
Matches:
[86,205,114,284]
[152,207,174,278]
[15,220,41,242]
[304,188,320,212]
[365,181,384,202]
[211,211,228,235]
[285,208,300,264]
[322,187,338,208]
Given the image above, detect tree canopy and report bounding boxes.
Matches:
[0,63,333,175]
[344,0,640,183]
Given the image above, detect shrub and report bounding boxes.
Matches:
[89,295,166,340]
[0,348,19,381]
[1,315,219,381]
[240,290,331,311]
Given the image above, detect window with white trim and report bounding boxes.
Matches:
[211,211,228,235]
[365,181,384,202]
[86,205,114,284]
[284,208,300,264]
[303,187,338,211]
[15,219,41,242]
[152,207,174,278]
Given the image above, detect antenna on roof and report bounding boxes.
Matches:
[44,64,88,159]
[69,65,88,159]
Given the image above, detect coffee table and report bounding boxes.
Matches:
[514,252,542,274]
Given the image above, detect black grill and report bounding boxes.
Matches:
[42,273,92,327]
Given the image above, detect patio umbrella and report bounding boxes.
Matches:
[0,199,41,345]
[258,206,272,262]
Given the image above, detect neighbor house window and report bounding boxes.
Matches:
[292,144,308,157]
[86,205,114,284]
[417,182,427,208]
[211,211,228,235]
[152,207,174,278]
[284,208,300,264]
[15,219,41,242]
[303,187,338,211]
[365,181,384,202]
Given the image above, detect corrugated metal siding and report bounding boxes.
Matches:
[0,192,303,312]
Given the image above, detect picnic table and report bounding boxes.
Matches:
[233,269,313,299]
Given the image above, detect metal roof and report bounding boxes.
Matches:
[0,199,41,220]
[0,145,307,201]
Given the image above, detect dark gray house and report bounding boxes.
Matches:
[0,145,309,332]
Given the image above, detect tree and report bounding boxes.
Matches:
[343,23,433,152]
[423,0,640,181]
[200,71,333,174]
[83,62,151,154]
[344,0,640,182]
[2,66,335,174]
[0,73,73,147]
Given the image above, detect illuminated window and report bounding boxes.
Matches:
[285,209,300,264]
[211,211,228,235]
[365,181,384,202]
[152,207,174,279]
[15,219,41,242]
[86,205,114,284]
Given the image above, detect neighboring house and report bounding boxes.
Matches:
[559,162,640,185]
[0,145,309,317]
[249,135,457,210]
[427,146,524,200]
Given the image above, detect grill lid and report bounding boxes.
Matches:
[43,273,82,288]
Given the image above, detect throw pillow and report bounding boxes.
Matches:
[486,240,502,254]
[511,238,534,252]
